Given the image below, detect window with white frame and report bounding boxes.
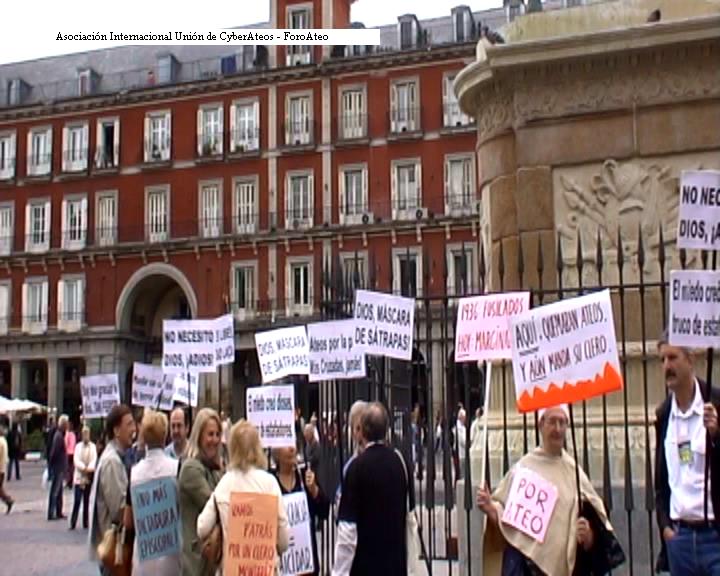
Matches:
[62,196,87,250]
[393,249,422,298]
[445,155,475,213]
[146,186,169,242]
[234,177,257,234]
[285,94,311,146]
[0,282,10,335]
[58,276,84,329]
[78,69,94,97]
[231,262,257,318]
[447,245,476,297]
[144,111,171,162]
[288,258,313,315]
[27,127,52,176]
[339,165,368,223]
[286,7,312,65]
[199,182,222,238]
[443,74,472,128]
[391,160,421,216]
[0,203,13,256]
[197,105,223,157]
[25,199,50,252]
[96,192,117,246]
[341,253,367,292]
[286,171,313,228]
[390,80,419,133]
[0,132,16,180]
[95,118,120,169]
[22,278,48,333]
[62,123,89,172]
[340,88,366,140]
[231,100,259,152]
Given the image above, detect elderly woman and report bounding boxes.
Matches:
[70,426,97,530]
[179,408,224,576]
[477,404,625,576]
[273,445,329,575]
[126,410,181,575]
[198,420,289,573]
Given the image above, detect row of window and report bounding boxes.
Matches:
[0,74,471,180]
[0,245,477,335]
[0,154,475,254]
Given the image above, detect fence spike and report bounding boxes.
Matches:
[679,247,687,270]
[498,240,505,287]
[518,235,525,283]
[702,249,709,270]
[657,225,665,269]
[576,230,584,274]
[536,233,544,278]
[479,239,487,291]
[596,228,604,277]
[638,223,646,272]
[556,233,564,274]
[616,228,624,271]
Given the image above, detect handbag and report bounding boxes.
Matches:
[97,521,132,576]
[200,493,223,566]
[395,449,423,576]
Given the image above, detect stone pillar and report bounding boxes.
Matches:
[10,359,27,399]
[47,358,64,414]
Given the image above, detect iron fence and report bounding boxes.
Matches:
[306,224,711,575]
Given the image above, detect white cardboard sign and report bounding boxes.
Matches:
[677,170,720,250]
[307,320,365,382]
[246,385,296,448]
[162,314,235,374]
[279,492,315,576]
[254,326,310,384]
[131,363,175,411]
[80,373,121,419]
[353,289,415,360]
[669,269,720,349]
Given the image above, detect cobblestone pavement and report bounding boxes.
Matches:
[0,461,97,576]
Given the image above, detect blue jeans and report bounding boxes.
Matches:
[667,524,720,576]
[47,472,64,519]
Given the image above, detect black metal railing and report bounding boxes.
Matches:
[389,106,422,134]
[283,119,315,147]
[337,114,368,141]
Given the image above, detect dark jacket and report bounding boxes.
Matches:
[48,428,67,474]
[654,380,720,573]
[7,425,21,458]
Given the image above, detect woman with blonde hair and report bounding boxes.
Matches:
[179,408,224,576]
[198,420,289,572]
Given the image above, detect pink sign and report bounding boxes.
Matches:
[501,467,558,543]
[454,292,530,363]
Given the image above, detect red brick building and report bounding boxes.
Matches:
[0,0,518,421]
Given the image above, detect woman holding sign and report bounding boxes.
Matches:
[179,408,224,576]
[272,445,330,575]
[476,404,625,576]
[198,420,289,575]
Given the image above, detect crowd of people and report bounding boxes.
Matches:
[1,328,718,576]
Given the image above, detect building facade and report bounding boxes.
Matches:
[0,0,526,421]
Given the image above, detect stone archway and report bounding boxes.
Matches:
[115,263,198,333]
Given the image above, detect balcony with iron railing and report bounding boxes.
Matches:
[442,102,475,130]
[337,113,369,143]
[388,106,422,137]
[0,156,15,180]
[26,153,53,177]
[282,119,315,148]
[229,127,261,155]
[143,136,172,164]
[93,145,120,171]
[61,148,89,173]
[197,130,224,159]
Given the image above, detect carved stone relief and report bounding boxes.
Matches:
[553,153,720,284]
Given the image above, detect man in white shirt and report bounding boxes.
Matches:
[655,336,720,575]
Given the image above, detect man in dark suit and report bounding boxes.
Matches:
[333,402,411,576]
[655,337,720,575]
[47,414,69,521]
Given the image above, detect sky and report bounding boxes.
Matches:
[0,0,503,65]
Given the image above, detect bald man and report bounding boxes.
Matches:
[164,407,189,460]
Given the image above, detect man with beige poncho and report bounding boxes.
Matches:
[477,404,625,576]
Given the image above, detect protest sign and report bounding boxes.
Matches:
[225,492,278,576]
[501,467,558,543]
[307,320,365,382]
[246,385,296,448]
[669,269,720,349]
[132,363,174,411]
[510,289,622,413]
[130,477,180,563]
[279,492,315,576]
[454,292,531,363]
[162,314,234,374]
[80,373,120,419]
[172,373,199,408]
[254,326,309,384]
[677,170,720,250]
[353,289,415,360]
